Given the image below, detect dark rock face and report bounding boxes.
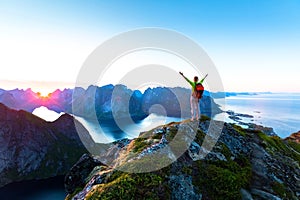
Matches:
[169,174,201,200]
[64,154,105,194]
[0,103,93,187]
[65,118,300,200]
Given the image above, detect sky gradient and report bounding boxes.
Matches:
[0,0,300,94]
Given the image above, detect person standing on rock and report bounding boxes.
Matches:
[179,72,208,121]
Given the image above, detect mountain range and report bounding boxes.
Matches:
[0,85,221,121]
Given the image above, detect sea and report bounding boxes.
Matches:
[214,93,300,138]
[1,92,299,199]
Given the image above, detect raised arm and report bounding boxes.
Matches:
[199,74,208,84]
[179,72,193,86]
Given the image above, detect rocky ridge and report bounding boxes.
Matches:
[65,117,300,200]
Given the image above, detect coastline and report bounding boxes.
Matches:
[213,93,300,138]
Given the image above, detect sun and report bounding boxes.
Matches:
[36,89,51,98]
[32,87,53,99]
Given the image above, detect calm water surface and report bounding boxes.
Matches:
[214,93,300,138]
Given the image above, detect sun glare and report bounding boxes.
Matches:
[31,87,54,99]
[36,90,51,98]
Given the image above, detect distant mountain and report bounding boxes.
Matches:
[142,87,220,118]
[71,84,147,120]
[0,85,222,120]
[0,89,40,112]
[65,117,300,200]
[0,103,94,187]
[0,92,16,109]
[210,91,272,98]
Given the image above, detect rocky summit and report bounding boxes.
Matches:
[65,116,300,200]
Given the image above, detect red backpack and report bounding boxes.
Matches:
[195,83,204,99]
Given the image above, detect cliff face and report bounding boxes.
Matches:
[65,117,300,200]
[0,103,93,187]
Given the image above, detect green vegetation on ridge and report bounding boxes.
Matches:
[65,119,300,200]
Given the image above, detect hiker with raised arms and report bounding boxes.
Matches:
[179,72,208,121]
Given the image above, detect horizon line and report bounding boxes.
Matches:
[1,80,300,94]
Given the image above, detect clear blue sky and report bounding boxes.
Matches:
[0,0,299,93]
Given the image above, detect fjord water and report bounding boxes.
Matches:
[32,93,300,140]
[32,106,182,143]
[32,106,64,121]
[0,176,66,200]
[214,93,300,138]
[74,114,182,143]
